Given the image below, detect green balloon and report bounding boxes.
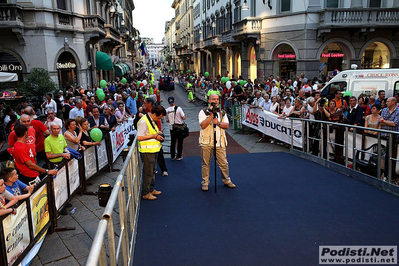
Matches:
[187,70,191,73]
[226,77,230,81]
[98,92,105,101]
[343,91,352,97]
[190,76,193,80]
[100,80,107,89]
[222,77,227,83]
[121,78,127,84]
[90,128,103,142]
[137,81,141,86]
[240,80,247,86]
[96,89,103,96]
[205,72,209,77]
[181,71,184,74]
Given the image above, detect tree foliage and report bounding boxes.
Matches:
[18,68,57,103]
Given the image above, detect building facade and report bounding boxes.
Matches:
[169,0,399,82]
[0,0,136,90]
[146,43,164,66]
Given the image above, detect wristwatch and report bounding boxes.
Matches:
[45,169,49,174]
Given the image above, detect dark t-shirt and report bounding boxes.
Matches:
[62,104,72,120]
[234,86,245,101]
[80,131,93,147]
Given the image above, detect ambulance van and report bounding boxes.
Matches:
[320,69,399,99]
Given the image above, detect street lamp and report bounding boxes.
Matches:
[212,21,216,28]
[126,30,130,35]
[242,0,249,10]
[110,5,116,13]
[121,19,125,26]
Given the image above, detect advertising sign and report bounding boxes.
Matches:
[3,202,30,266]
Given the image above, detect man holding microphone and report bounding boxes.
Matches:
[198,94,236,191]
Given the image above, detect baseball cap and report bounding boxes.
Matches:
[168,96,175,104]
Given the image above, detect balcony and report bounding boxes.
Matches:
[104,24,121,44]
[212,36,222,46]
[83,15,106,37]
[318,8,399,29]
[232,17,262,40]
[0,4,23,27]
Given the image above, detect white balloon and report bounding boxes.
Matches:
[226,81,232,89]
[142,80,148,86]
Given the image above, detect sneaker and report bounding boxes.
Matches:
[151,189,162,195]
[171,157,176,161]
[162,171,168,176]
[224,181,236,188]
[142,193,157,200]
[176,157,183,161]
[201,184,209,191]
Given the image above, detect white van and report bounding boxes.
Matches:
[320,69,399,99]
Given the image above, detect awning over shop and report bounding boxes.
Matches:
[125,62,133,70]
[96,51,113,70]
[0,72,18,82]
[114,63,130,76]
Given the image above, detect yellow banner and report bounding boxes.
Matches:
[30,184,49,237]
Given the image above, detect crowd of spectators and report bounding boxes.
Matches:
[175,70,399,172]
[0,68,165,216]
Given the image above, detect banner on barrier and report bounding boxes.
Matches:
[53,166,68,211]
[242,105,303,148]
[97,139,108,170]
[68,159,80,195]
[84,146,97,180]
[30,184,49,237]
[194,87,207,102]
[110,118,136,162]
[3,201,30,266]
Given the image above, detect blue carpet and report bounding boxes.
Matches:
[133,152,399,266]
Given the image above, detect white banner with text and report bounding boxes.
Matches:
[242,104,303,148]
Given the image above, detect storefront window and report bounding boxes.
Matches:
[57,52,77,89]
[234,52,241,78]
[249,47,257,81]
[273,44,296,80]
[361,42,390,69]
[319,42,347,81]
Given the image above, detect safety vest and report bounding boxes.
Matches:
[138,115,162,153]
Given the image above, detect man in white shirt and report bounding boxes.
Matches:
[45,110,63,133]
[260,93,272,111]
[270,81,279,98]
[250,91,265,109]
[69,99,84,119]
[165,97,186,160]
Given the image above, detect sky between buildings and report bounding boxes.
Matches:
[133,0,175,44]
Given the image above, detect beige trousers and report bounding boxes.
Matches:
[201,146,231,185]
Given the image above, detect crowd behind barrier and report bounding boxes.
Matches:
[0,117,136,266]
[173,71,399,189]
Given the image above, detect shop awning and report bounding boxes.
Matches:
[0,72,18,82]
[114,63,130,76]
[125,62,133,70]
[96,51,113,70]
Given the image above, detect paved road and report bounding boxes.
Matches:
[30,72,287,266]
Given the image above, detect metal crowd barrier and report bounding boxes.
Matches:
[86,137,143,266]
[288,118,399,195]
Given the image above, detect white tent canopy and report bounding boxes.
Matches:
[0,72,18,82]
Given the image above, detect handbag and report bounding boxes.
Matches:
[173,106,189,138]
